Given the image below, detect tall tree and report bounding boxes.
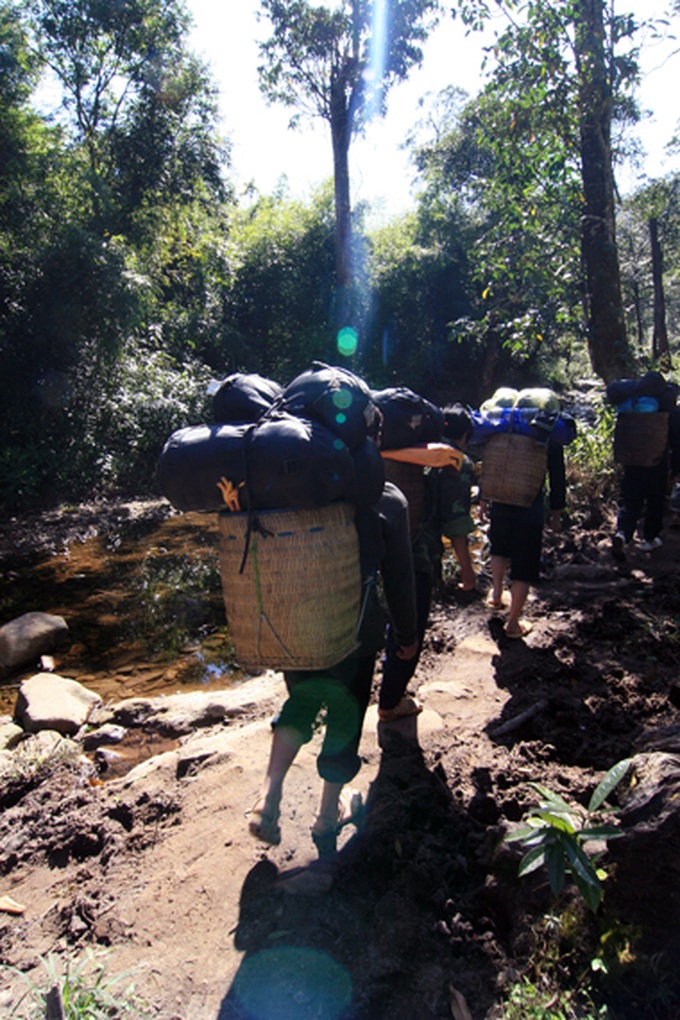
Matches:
[573,0,630,380]
[26,0,226,232]
[257,0,439,319]
[451,0,641,381]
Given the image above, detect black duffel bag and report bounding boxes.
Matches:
[212,372,283,424]
[279,362,377,450]
[158,422,250,513]
[158,413,383,513]
[372,386,444,450]
[241,413,357,510]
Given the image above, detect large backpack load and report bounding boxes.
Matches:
[476,386,573,507]
[279,361,378,450]
[217,503,361,672]
[606,372,675,468]
[472,386,576,447]
[157,363,387,672]
[371,386,444,450]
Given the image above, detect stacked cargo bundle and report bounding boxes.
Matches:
[157,364,385,673]
[474,387,576,508]
[606,371,676,468]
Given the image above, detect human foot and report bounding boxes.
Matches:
[503,620,533,640]
[246,804,281,846]
[486,592,506,610]
[311,789,364,859]
[378,695,422,724]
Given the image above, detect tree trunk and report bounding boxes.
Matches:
[649,216,671,367]
[330,86,353,323]
[573,0,632,383]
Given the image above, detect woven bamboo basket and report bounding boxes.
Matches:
[218,503,361,672]
[480,433,547,507]
[614,412,669,467]
[382,460,425,539]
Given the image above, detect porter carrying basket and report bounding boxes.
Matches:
[218,503,361,672]
[480,433,547,508]
[613,412,669,467]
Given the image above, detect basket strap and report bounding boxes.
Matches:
[355,570,377,641]
[251,532,294,661]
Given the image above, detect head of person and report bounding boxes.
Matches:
[441,403,474,448]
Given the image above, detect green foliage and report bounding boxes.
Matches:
[219,184,337,379]
[5,948,151,1019]
[505,759,632,912]
[618,172,680,363]
[258,0,439,290]
[99,348,213,496]
[566,399,618,509]
[443,0,646,381]
[501,975,605,1020]
[258,0,439,131]
[365,209,474,397]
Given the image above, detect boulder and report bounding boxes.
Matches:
[0,612,68,673]
[605,752,680,959]
[14,673,101,736]
[0,717,24,751]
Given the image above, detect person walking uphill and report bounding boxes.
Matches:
[248,480,418,858]
[609,373,680,559]
[482,439,565,639]
[475,386,572,640]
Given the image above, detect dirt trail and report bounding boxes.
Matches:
[1,505,680,1018]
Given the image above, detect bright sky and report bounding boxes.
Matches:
[187,1,679,222]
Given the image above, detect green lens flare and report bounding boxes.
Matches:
[337,327,358,357]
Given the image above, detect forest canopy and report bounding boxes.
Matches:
[0,0,677,510]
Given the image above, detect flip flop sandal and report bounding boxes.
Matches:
[378,695,422,724]
[311,789,364,860]
[503,621,533,640]
[246,807,281,846]
[486,594,506,611]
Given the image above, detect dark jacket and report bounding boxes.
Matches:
[354,482,417,655]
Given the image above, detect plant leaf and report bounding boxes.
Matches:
[518,844,547,876]
[528,783,576,814]
[533,810,577,834]
[588,758,632,812]
[563,837,600,887]
[578,824,621,841]
[504,824,543,843]
[545,841,567,895]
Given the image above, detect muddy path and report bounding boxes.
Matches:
[1,498,680,1019]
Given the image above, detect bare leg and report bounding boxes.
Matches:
[505,580,530,636]
[312,780,344,836]
[249,725,303,843]
[452,535,476,590]
[489,554,509,605]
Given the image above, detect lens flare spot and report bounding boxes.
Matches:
[332,388,353,410]
[335,412,347,426]
[337,327,358,357]
[233,946,352,1020]
[332,438,346,451]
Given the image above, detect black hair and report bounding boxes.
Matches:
[441,403,474,442]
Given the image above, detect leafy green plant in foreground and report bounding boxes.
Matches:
[5,948,150,1018]
[506,759,632,912]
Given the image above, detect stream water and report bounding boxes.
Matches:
[0,502,246,721]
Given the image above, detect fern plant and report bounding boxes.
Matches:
[505,758,632,911]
